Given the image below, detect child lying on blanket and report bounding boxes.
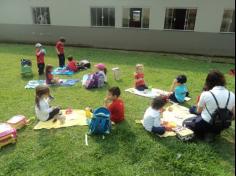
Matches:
[143,96,168,135]
[104,87,125,123]
[67,55,88,72]
[45,65,60,85]
[168,75,189,103]
[134,64,148,91]
[35,85,61,121]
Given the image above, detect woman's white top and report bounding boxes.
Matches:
[35,97,53,121]
[198,86,235,123]
[143,107,161,132]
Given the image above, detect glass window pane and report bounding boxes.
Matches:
[123,8,129,27]
[103,8,109,26]
[164,8,174,29]
[45,8,50,24]
[130,8,142,28]
[97,8,103,26]
[109,8,115,26]
[32,7,50,24]
[32,8,37,24]
[91,8,97,26]
[221,10,235,32]
[185,9,197,30]
[142,8,150,28]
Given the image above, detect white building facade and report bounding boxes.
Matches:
[0,0,235,56]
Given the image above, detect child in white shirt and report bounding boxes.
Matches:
[143,96,167,135]
[35,85,60,121]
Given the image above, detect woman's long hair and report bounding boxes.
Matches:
[35,85,50,109]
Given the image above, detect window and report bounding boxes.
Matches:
[91,8,115,27]
[32,7,51,25]
[164,8,197,30]
[122,8,150,28]
[220,10,235,32]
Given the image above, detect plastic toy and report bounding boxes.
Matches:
[0,123,17,149]
[7,115,27,129]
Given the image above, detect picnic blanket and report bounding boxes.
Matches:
[52,67,74,75]
[125,88,191,102]
[162,104,196,126]
[25,79,80,89]
[135,120,176,138]
[34,109,88,130]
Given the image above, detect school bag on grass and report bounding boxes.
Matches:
[85,73,105,89]
[78,59,91,69]
[88,107,111,135]
[206,91,233,130]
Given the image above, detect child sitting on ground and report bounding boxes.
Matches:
[35,85,61,121]
[143,96,167,135]
[45,65,60,85]
[35,43,46,75]
[104,87,125,123]
[95,63,108,84]
[168,75,189,103]
[134,64,148,91]
[66,55,78,72]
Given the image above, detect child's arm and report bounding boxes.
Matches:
[170,79,177,92]
[104,98,111,108]
[55,46,60,55]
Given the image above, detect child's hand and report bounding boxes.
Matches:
[173,79,178,85]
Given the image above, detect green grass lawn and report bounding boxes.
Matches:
[0,43,235,176]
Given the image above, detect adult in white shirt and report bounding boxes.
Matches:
[184,70,235,140]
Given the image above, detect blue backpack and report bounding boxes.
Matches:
[88,107,111,135]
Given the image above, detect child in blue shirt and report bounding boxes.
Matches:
[168,75,189,103]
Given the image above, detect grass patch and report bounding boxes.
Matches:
[0,43,235,176]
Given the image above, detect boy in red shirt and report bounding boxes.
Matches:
[55,37,66,68]
[35,43,46,75]
[134,64,148,91]
[67,55,78,72]
[104,87,125,123]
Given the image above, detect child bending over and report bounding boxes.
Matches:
[134,64,148,91]
[35,85,61,121]
[104,87,125,123]
[168,75,189,103]
[143,96,167,135]
[67,55,78,72]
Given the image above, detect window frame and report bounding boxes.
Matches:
[32,7,51,25]
[163,7,198,32]
[90,7,115,27]
[220,8,235,33]
[122,7,151,29]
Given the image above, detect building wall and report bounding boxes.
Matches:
[0,0,235,56]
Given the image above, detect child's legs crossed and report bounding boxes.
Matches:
[48,108,60,120]
[136,85,148,91]
[168,93,179,103]
[151,126,166,135]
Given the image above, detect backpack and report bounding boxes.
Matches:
[88,107,111,135]
[85,72,105,89]
[79,60,91,69]
[21,59,32,67]
[206,91,233,130]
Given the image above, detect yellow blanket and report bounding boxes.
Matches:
[34,109,88,130]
